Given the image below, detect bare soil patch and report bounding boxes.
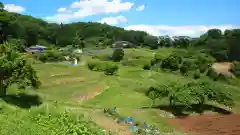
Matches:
[90,112,133,135]
[168,114,240,135]
[78,86,109,101]
[212,62,232,74]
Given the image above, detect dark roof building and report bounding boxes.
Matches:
[25,45,47,53]
[112,41,135,48]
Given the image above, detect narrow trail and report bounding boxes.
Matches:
[78,85,109,101]
[65,107,133,135]
[90,111,133,135]
[70,84,133,135]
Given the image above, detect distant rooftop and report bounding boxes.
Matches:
[28,45,47,49]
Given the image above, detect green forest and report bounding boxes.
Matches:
[1,1,240,62]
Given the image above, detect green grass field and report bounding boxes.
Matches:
[1,48,240,135]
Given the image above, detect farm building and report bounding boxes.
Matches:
[112,41,135,48]
[25,45,47,53]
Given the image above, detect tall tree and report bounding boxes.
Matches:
[0,42,41,97]
[0,2,4,11]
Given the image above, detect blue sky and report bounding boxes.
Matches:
[2,0,240,37]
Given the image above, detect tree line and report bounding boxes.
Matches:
[1,2,240,62]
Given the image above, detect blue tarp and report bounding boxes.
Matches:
[129,125,137,132]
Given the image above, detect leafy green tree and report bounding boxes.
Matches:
[6,38,26,52]
[0,2,4,11]
[0,12,12,44]
[112,48,124,62]
[104,62,119,75]
[143,36,158,49]
[73,32,85,49]
[25,24,39,46]
[173,37,190,48]
[226,29,240,61]
[146,81,233,111]
[0,42,41,97]
[207,29,222,39]
[161,53,181,71]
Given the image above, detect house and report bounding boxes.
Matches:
[25,45,47,54]
[112,41,135,48]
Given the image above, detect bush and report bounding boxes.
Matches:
[161,53,181,71]
[87,59,106,71]
[34,50,64,62]
[150,53,166,66]
[143,63,151,70]
[206,68,219,81]
[199,64,208,73]
[231,61,240,77]
[193,69,201,79]
[87,60,98,70]
[180,59,197,74]
[104,62,119,75]
[112,48,124,62]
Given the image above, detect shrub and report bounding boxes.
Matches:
[199,64,208,73]
[143,63,151,70]
[104,62,119,75]
[112,48,124,62]
[87,59,106,71]
[193,69,201,79]
[87,60,98,70]
[206,68,219,81]
[231,61,240,77]
[34,50,64,62]
[180,59,196,74]
[150,53,166,66]
[161,53,181,71]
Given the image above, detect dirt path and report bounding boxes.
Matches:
[72,85,133,135]
[168,114,240,135]
[78,85,109,101]
[90,112,133,135]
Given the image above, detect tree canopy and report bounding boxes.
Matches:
[0,42,41,96]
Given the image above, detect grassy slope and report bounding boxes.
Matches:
[1,48,240,135]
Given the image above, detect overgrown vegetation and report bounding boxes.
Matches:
[0,105,107,135]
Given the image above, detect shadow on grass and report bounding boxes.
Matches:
[2,93,42,109]
[141,104,232,118]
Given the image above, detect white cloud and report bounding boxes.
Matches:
[99,15,127,25]
[57,8,67,12]
[4,4,25,13]
[136,5,144,11]
[45,0,134,23]
[125,24,235,37]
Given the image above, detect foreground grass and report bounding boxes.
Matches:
[0,103,106,135]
